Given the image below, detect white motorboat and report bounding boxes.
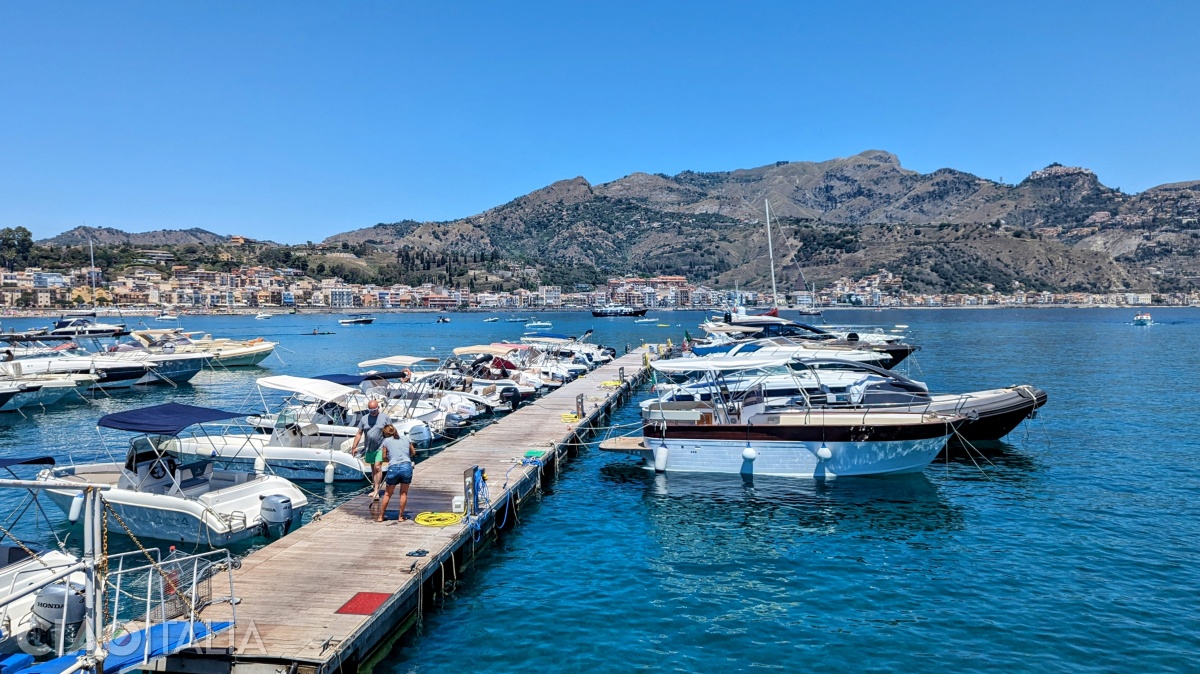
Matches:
[600,358,963,478]
[40,403,308,546]
[102,343,212,385]
[524,320,552,330]
[0,457,88,656]
[128,329,277,367]
[338,313,375,325]
[254,313,272,320]
[48,315,126,337]
[1133,312,1152,326]
[483,317,499,323]
[634,318,657,324]
[155,312,179,321]
[210,375,432,480]
[0,372,96,412]
[4,356,150,390]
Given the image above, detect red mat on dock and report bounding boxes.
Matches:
[335,592,392,615]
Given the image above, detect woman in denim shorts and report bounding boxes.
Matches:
[377,424,416,522]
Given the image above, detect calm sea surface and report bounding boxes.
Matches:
[1,308,1197,672]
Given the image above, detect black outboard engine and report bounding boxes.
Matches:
[260,494,294,537]
[499,386,521,411]
[602,347,617,359]
[23,583,86,656]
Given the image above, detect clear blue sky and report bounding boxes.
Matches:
[2,1,1196,244]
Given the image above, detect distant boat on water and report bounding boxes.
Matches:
[254,312,272,320]
[483,317,499,323]
[339,313,375,325]
[525,320,552,330]
[1133,312,1153,326]
[634,318,657,324]
[592,305,648,318]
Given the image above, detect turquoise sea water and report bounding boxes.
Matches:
[1,308,1198,671]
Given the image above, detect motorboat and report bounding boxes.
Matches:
[436,316,451,324]
[634,318,657,324]
[39,403,308,546]
[127,329,277,367]
[0,458,87,657]
[483,317,499,323]
[601,359,964,478]
[647,356,1047,441]
[591,305,648,317]
[48,315,126,337]
[3,356,150,390]
[1133,312,1152,326]
[254,313,272,320]
[524,320,551,330]
[0,370,97,412]
[697,312,915,365]
[102,343,212,385]
[339,313,375,325]
[504,316,529,323]
[155,311,179,321]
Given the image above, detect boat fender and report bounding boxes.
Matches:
[253,456,266,474]
[324,462,336,484]
[741,446,757,462]
[68,492,85,523]
[653,444,669,472]
[815,443,833,460]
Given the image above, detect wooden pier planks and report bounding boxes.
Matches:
[196,348,650,673]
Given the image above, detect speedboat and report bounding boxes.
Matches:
[591,305,648,317]
[0,370,97,412]
[4,355,150,390]
[40,403,308,546]
[127,329,277,367]
[634,318,657,324]
[1133,312,1152,326]
[339,313,375,325]
[254,313,272,320]
[103,343,212,385]
[48,315,126,337]
[483,317,499,323]
[524,320,552,330]
[601,359,964,478]
[648,356,1047,441]
[0,457,87,656]
[155,311,179,321]
[436,316,451,324]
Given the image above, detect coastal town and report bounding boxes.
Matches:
[0,260,1190,313]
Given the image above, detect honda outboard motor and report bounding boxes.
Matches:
[260,494,294,537]
[23,583,86,656]
[499,386,521,411]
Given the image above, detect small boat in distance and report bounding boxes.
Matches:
[155,311,179,321]
[525,320,552,330]
[592,305,648,318]
[436,316,451,324]
[483,317,499,323]
[339,313,375,325]
[254,312,272,320]
[1133,312,1152,326]
[505,316,528,323]
[634,317,657,324]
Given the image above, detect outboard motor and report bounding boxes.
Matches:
[601,347,616,359]
[23,583,86,656]
[499,386,521,411]
[259,494,294,537]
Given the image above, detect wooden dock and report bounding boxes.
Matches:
[158,349,652,674]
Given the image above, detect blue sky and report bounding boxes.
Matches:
[2,1,1196,243]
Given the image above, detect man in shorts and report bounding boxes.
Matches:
[351,399,390,498]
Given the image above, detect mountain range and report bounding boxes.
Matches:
[36,151,1200,293]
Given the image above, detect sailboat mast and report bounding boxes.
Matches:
[765,200,779,309]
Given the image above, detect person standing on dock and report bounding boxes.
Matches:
[377,424,415,522]
[351,399,391,499]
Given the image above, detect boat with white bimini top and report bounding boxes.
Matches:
[601,357,964,478]
[39,403,308,546]
[0,471,239,674]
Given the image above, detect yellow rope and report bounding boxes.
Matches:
[414,512,463,527]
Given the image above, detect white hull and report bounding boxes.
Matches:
[173,435,369,482]
[0,549,83,655]
[42,465,307,546]
[622,436,948,478]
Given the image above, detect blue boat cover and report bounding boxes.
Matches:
[21,621,233,674]
[98,403,248,436]
[0,457,54,469]
[314,371,408,386]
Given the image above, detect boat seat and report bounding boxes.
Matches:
[209,470,250,491]
[170,462,214,495]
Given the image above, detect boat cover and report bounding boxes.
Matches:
[0,456,55,469]
[21,620,233,674]
[98,403,248,436]
[314,372,409,385]
[357,355,440,368]
[257,375,356,402]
